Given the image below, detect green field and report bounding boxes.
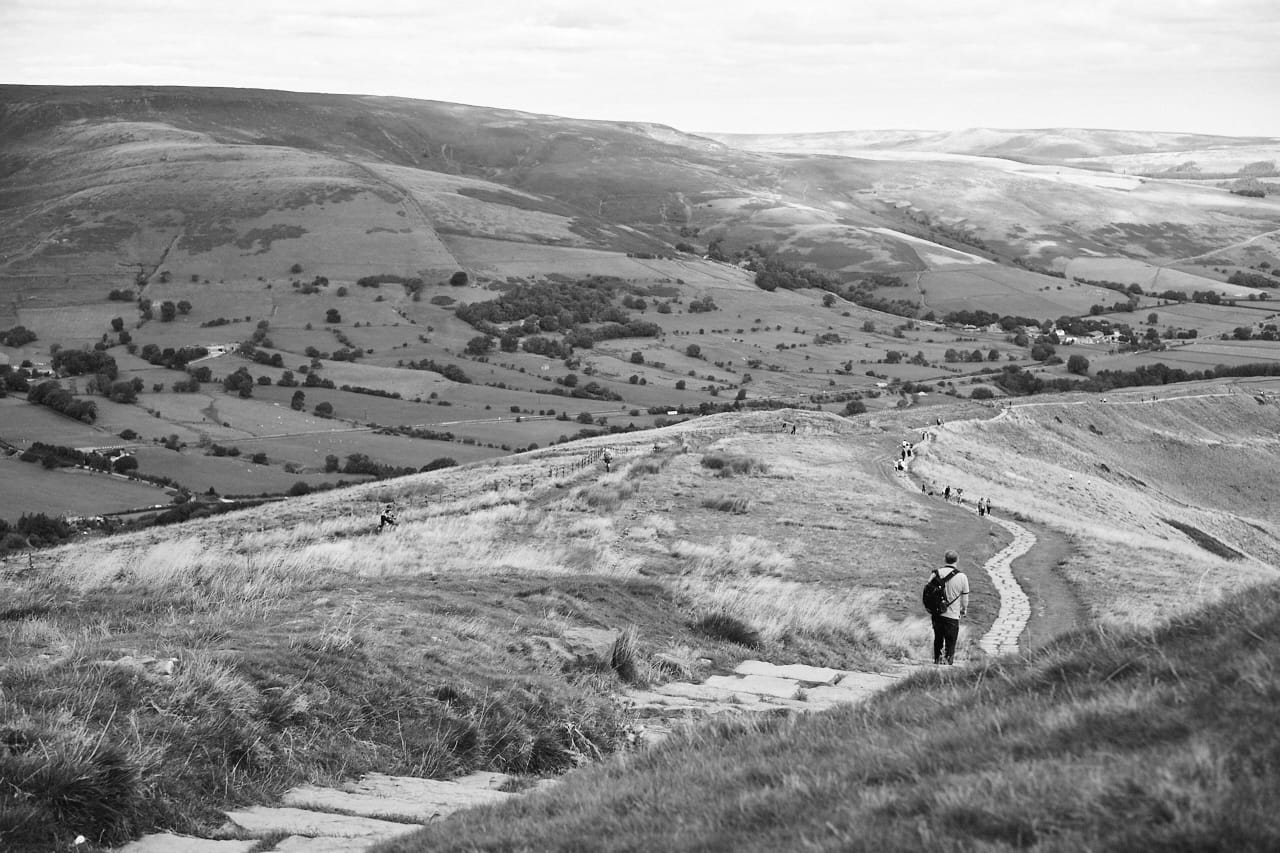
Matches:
[0,455,172,518]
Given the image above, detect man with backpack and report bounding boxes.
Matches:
[924,550,969,665]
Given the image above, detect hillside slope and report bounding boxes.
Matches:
[4,86,1279,302]
[3,395,1279,849]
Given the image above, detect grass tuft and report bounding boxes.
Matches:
[699,453,769,477]
[701,495,750,514]
[690,612,763,649]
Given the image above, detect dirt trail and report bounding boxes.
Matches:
[890,423,1084,654]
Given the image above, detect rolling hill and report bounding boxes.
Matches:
[2,389,1278,850]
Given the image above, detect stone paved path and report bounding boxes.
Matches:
[116,659,917,852]
[622,658,922,745]
[976,515,1035,655]
[118,772,522,853]
[898,424,1038,657]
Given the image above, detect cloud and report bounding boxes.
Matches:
[1,0,1276,135]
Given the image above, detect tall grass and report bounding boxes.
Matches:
[373,581,1280,853]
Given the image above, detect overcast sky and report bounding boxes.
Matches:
[3,0,1277,136]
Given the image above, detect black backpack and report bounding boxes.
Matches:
[923,569,958,616]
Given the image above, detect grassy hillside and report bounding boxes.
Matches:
[377,580,1280,852]
[3,396,1278,850]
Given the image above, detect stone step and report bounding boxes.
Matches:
[342,773,513,810]
[654,681,757,703]
[273,835,386,853]
[219,806,420,841]
[452,770,514,790]
[282,785,460,823]
[704,673,801,699]
[734,660,844,685]
[118,835,257,853]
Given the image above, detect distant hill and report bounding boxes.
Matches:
[3,85,1279,305]
[707,126,1280,167]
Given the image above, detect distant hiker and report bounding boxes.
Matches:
[924,550,969,665]
[920,482,927,493]
[603,449,613,472]
[791,423,797,435]
[378,506,397,532]
[936,417,943,426]
[977,497,986,517]
[943,486,951,502]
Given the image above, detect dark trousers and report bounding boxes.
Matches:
[932,614,959,664]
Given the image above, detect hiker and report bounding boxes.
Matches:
[603,449,613,472]
[927,550,969,665]
[943,485,951,502]
[977,497,986,517]
[378,506,397,532]
[920,482,927,494]
[791,423,797,435]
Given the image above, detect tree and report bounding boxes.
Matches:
[465,335,494,356]
[314,401,334,417]
[110,317,124,333]
[290,263,303,274]
[112,455,138,474]
[843,400,867,415]
[861,320,877,333]
[1066,354,1090,375]
[324,454,340,472]
[685,344,702,359]
[676,379,686,390]
[630,351,644,364]
[449,271,469,287]
[325,308,342,324]
[1147,312,1159,325]
[160,301,177,322]
[290,390,306,411]
[177,300,192,315]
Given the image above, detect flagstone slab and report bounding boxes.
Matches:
[282,785,454,822]
[452,771,514,790]
[273,835,387,852]
[343,774,512,810]
[220,806,418,839]
[704,674,801,699]
[734,660,844,685]
[118,835,257,853]
[655,681,757,703]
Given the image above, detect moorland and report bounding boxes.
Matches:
[1,86,1279,851]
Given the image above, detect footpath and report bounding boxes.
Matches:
[120,419,1037,852]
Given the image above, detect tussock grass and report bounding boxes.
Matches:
[701,494,751,514]
[690,612,763,649]
[699,453,769,477]
[374,581,1280,853]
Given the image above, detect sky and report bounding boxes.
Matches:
[2,0,1278,136]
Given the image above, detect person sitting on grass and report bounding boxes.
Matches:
[378,505,397,532]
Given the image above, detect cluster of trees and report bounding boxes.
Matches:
[747,252,919,317]
[0,325,37,347]
[137,344,209,370]
[1228,270,1278,288]
[18,442,135,474]
[51,348,118,379]
[27,380,97,422]
[0,513,74,551]
[940,310,1040,331]
[403,358,472,384]
[0,365,31,396]
[107,288,135,301]
[944,348,1001,363]
[222,366,257,398]
[537,376,623,402]
[993,360,1280,397]
[339,384,402,399]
